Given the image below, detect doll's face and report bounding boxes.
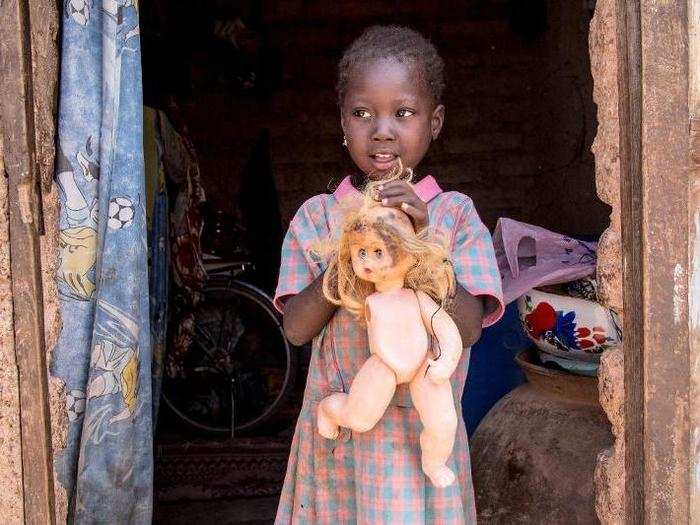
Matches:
[347,208,415,284]
[349,230,395,284]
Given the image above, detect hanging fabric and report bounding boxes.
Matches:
[144,106,169,423]
[52,2,152,522]
[157,112,207,379]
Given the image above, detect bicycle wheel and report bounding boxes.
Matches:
[162,279,296,435]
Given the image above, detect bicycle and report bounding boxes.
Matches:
[161,256,296,437]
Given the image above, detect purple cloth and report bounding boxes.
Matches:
[493,218,597,305]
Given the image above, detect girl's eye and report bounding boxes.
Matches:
[358,248,367,259]
[374,249,383,259]
[352,109,372,119]
[396,108,415,118]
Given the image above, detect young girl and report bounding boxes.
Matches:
[274,26,504,524]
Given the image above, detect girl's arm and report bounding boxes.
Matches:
[377,185,487,345]
[282,271,338,346]
[446,284,484,347]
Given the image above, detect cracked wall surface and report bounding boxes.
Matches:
[589,0,625,522]
[0,126,25,524]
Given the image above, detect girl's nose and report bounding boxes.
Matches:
[371,117,396,141]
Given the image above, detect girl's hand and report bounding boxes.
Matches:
[377,181,428,232]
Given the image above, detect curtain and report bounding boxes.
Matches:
[52,1,152,522]
[144,106,169,424]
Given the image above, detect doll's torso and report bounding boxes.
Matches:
[365,288,429,384]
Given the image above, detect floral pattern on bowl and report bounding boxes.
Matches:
[518,288,621,362]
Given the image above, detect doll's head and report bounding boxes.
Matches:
[346,206,417,288]
[337,25,446,181]
[322,176,455,319]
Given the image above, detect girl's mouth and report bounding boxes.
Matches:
[369,153,397,171]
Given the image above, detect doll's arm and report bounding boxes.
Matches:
[416,291,463,384]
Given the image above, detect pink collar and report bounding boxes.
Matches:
[333,175,443,203]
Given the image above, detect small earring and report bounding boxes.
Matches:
[342,135,348,147]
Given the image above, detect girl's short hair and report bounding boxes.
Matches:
[337,25,446,106]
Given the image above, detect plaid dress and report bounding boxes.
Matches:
[274,176,504,524]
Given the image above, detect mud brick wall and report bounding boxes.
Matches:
[588,0,624,521]
[168,0,609,238]
[0,131,24,524]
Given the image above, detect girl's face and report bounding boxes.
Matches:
[341,58,445,179]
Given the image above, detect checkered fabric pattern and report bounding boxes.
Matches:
[273,177,504,524]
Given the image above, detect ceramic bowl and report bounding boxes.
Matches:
[517,288,621,363]
[536,350,599,377]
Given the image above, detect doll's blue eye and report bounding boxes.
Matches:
[374,249,383,258]
[359,248,367,259]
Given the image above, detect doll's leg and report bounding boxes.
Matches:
[317,355,397,439]
[409,367,458,488]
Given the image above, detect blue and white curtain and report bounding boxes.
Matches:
[53,1,152,522]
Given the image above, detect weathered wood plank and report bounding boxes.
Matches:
[639,1,690,522]
[690,0,700,119]
[27,0,59,194]
[0,0,56,523]
[688,0,700,520]
[689,114,700,524]
[618,1,692,521]
[615,1,645,522]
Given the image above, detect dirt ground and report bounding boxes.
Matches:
[154,496,278,525]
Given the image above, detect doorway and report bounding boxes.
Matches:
[139,1,609,523]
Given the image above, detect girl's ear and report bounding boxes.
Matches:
[431,104,446,141]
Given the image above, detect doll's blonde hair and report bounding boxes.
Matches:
[322,161,455,319]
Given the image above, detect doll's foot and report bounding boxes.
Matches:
[316,401,340,440]
[424,465,456,488]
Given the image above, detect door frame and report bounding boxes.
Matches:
[0,1,697,523]
[0,0,58,523]
[616,0,696,522]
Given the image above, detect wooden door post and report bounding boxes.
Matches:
[0,0,56,523]
[615,1,644,520]
[688,0,700,521]
[617,0,692,522]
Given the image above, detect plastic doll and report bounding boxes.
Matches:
[316,172,463,487]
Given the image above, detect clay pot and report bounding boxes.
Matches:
[471,349,613,524]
